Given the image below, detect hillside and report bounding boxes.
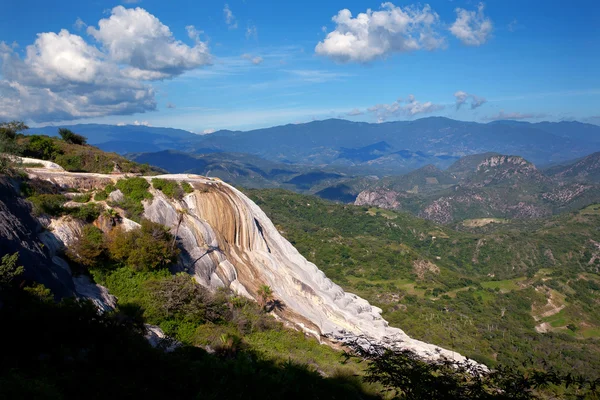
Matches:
[353,153,600,223]
[248,188,600,379]
[545,152,600,183]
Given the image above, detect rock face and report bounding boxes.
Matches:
[355,188,401,209]
[22,168,471,363]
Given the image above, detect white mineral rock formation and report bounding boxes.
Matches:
[27,167,471,363]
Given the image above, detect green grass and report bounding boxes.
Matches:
[481,278,526,292]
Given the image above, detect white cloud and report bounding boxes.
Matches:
[223,4,238,29]
[346,108,363,116]
[241,53,263,65]
[202,128,216,134]
[74,17,87,31]
[166,102,176,109]
[286,69,352,83]
[315,3,445,63]
[246,24,258,39]
[454,90,486,110]
[0,6,211,123]
[484,110,547,121]
[87,6,211,78]
[508,18,518,32]
[367,94,444,122]
[133,120,150,126]
[449,3,493,46]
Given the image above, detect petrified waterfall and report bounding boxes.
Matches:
[27,167,468,362]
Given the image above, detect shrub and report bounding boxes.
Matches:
[58,128,87,145]
[114,178,153,221]
[0,252,24,286]
[67,203,102,222]
[144,274,230,323]
[106,219,178,271]
[28,194,67,216]
[181,181,194,194]
[25,135,61,160]
[68,225,106,268]
[152,178,184,199]
[53,154,84,171]
[72,193,91,203]
[94,191,108,201]
[116,177,152,202]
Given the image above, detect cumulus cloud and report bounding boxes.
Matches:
[367,95,444,122]
[454,91,486,110]
[87,6,211,78]
[484,110,547,121]
[223,4,237,29]
[449,3,493,46]
[0,6,211,123]
[202,128,216,134]
[241,53,263,65]
[315,3,445,63]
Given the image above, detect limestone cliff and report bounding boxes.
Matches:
[21,165,470,363]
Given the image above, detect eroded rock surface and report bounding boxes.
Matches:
[23,169,471,363]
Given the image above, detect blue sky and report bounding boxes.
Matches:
[0,0,598,132]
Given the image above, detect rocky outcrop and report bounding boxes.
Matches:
[21,168,472,363]
[354,188,401,209]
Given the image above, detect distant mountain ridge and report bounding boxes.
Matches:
[353,153,600,224]
[32,117,600,175]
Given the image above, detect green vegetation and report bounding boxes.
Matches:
[248,189,600,380]
[58,128,87,145]
[0,252,24,286]
[0,121,27,174]
[72,193,91,203]
[0,254,374,400]
[106,219,178,271]
[152,178,184,199]
[112,177,153,221]
[94,183,115,201]
[348,341,599,400]
[15,129,157,174]
[181,181,194,194]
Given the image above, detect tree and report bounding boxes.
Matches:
[0,252,24,286]
[0,121,28,140]
[257,285,274,310]
[171,208,188,252]
[106,219,179,271]
[68,225,106,267]
[58,128,87,145]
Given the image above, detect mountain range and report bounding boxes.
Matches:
[33,117,600,175]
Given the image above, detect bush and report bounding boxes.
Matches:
[106,219,178,271]
[144,274,230,323]
[68,225,106,268]
[53,154,83,171]
[181,181,194,194]
[114,178,153,221]
[67,203,102,222]
[72,193,91,203]
[58,128,87,145]
[152,178,183,199]
[24,135,61,160]
[94,191,108,201]
[28,194,67,216]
